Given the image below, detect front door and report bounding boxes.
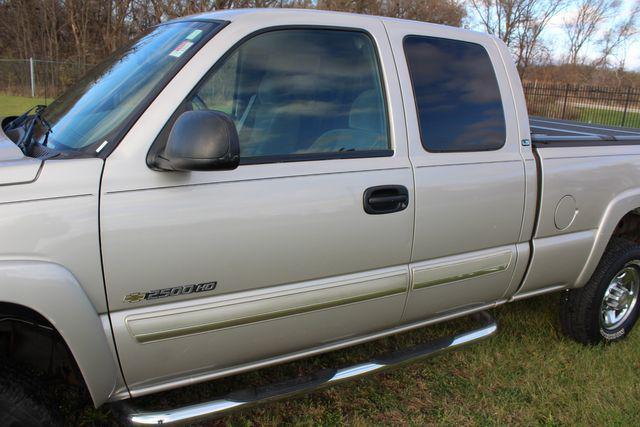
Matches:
[100,17,414,394]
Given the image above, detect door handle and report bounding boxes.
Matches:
[363,185,409,215]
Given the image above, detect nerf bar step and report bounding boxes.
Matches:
[124,311,497,425]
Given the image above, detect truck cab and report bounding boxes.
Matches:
[100,9,530,397]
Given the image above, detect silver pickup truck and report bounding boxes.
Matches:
[2,8,640,426]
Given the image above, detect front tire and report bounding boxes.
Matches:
[0,358,60,427]
[560,238,640,344]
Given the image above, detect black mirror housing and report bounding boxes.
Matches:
[151,110,240,172]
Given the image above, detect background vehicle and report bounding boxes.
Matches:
[1,9,640,426]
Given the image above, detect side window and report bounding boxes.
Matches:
[189,29,390,160]
[403,36,506,152]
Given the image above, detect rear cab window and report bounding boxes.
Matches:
[403,35,506,152]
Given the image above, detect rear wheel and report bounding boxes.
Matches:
[560,238,640,344]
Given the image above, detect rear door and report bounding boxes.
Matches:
[101,15,414,394]
[384,21,528,321]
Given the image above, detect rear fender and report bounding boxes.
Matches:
[576,189,640,287]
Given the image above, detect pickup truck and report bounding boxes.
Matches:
[2,8,640,426]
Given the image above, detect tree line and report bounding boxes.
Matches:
[0,0,638,87]
[0,0,464,64]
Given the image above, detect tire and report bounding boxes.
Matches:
[560,237,640,344]
[0,358,60,427]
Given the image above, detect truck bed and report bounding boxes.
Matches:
[530,117,640,146]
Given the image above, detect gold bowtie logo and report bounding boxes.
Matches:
[124,292,145,303]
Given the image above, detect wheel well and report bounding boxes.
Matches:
[0,302,88,394]
[612,210,640,243]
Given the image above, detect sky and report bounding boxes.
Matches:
[463,0,640,70]
[541,0,640,70]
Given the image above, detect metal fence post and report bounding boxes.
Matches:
[621,87,632,127]
[561,83,570,119]
[29,57,35,98]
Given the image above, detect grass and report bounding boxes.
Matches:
[0,94,48,117]
[57,294,640,426]
[577,107,640,128]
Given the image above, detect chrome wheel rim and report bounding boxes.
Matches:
[600,261,640,331]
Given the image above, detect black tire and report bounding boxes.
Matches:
[560,237,640,344]
[0,358,60,427]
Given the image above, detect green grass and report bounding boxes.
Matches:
[0,94,47,117]
[58,294,640,425]
[577,107,640,128]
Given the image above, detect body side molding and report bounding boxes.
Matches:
[412,250,512,290]
[125,268,408,343]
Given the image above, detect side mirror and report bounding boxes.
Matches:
[151,110,240,172]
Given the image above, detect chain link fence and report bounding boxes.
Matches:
[523,81,640,128]
[0,58,89,101]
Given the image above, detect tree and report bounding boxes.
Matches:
[563,0,618,65]
[469,0,529,44]
[515,0,565,74]
[593,0,640,68]
[468,0,567,74]
[397,0,466,25]
[316,0,466,26]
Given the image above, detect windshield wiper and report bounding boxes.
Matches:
[7,105,52,155]
[5,105,39,131]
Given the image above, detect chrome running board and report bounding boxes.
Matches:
[123,311,497,425]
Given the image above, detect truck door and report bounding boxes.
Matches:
[100,17,414,394]
[384,21,528,322]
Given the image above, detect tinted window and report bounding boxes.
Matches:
[403,36,506,152]
[188,29,390,160]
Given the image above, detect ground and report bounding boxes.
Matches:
[2,95,638,424]
[56,293,640,426]
[0,94,47,117]
[578,107,640,128]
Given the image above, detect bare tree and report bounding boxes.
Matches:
[593,0,640,68]
[468,0,526,44]
[563,0,619,65]
[0,0,466,70]
[317,0,466,25]
[64,0,92,63]
[468,0,566,72]
[514,0,566,74]
[396,0,466,25]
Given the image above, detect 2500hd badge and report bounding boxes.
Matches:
[123,282,217,303]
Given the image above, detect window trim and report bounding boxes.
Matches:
[402,34,507,154]
[146,25,393,168]
[240,150,393,165]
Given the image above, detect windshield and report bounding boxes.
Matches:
[34,21,222,154]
